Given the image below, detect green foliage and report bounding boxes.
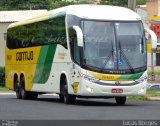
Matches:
[50,1,75,10]
[0,67,4,73]
[0,0,147,10]
[147,71,160,75]
[100,0,146,6]
[0,0,77,10]
[0,86,10,92]
[128,89,160,101]
[78,0,91,4]
[100,0,128,6]
[0,67,5,87]
[128,96,148,101]
[0,0,53,10]
[147,89,160,97]
[137,0,146,5]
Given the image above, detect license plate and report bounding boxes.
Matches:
[112,88,123,93]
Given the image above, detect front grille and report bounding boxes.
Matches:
[94,80,140,86]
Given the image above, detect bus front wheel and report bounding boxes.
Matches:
[115,96,126,105]
[61,78,76,104]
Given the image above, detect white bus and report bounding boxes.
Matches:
[6,5,156,105]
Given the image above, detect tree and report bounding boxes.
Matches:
[49,1,75,9]
[100,0,128,6]
[0,0,93,10]
[137,0,146,5]
[0,0,74,10]
[0,0,51,10]
[100,0,146,6]
[0,0,147,11]
[78,0,91,4]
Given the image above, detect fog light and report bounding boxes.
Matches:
[86,86,93,93]
[138,87,146,94]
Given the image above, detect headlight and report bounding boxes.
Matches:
[136,76,147,83]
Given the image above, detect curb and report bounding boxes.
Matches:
[0,92,58,96]
[0,92,15,95]
[147,97,160,101]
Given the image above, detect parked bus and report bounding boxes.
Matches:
[5,5,156,105]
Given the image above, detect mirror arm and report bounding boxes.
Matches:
[72,25,83,47]
[144,28,157,49]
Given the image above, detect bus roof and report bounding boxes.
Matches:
[8,5,141,28]
[53,5,141,20]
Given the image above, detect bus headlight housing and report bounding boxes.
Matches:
[136,76,147,83]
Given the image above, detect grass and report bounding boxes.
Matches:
[146,89,160,97]
[148,71,160,75]
[128,89,160,101]
[128,96,148,101]
[0,67,5,87]
[0,86,14,93]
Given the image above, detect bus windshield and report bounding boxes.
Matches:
[82,20,146,74]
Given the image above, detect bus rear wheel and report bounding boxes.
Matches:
[115,96,126,105]
[14,77,22,99]
[30,93,38,100]
[19,77,28,100]
[19,77,38,100]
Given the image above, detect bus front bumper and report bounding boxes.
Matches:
[77,79,147,97]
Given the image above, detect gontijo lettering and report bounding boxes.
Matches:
[16,51,33,61]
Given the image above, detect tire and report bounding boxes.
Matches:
[29,92,38,100]
[115,96,126,105]
[14,77,22,99]
[61,78,76,104]
[19,77,34,100]
[59,94,64,102]
[19,77,28,100]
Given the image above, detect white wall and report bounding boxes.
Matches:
[158,0,160,15]
[0,22,10,66]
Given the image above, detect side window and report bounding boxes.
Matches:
[69,28,80,64]
[33,21,49,46]
[7,16,67,49]
[7,28,16,49]
[48,16,67,49]
[7,25,29,49]
[27,23,38,46]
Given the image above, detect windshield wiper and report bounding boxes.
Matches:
[100,41,114,72]
[118,40,135,73]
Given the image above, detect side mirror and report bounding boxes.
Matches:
[72,26,83,47]
[145,28,157,49]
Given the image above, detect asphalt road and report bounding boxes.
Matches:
[0,94,160,120]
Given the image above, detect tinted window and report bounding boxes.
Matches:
[7,16,67,49]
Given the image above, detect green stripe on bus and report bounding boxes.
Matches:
[32,44,57,84]
[119,72,144,81]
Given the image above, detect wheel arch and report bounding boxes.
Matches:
[13,73,18,91]
[20,73,25,89]
[20,73,24,80]
[60,71,69,93]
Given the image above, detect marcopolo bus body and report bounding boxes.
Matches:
[5,5,155,105]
